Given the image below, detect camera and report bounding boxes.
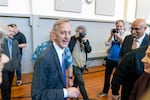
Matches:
[112,28,118,33]
[79,32,86,42]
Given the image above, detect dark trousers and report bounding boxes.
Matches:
[103,58,118,93]
[73,66,88,100]
[1,71,15,100]
[16,54,22,80]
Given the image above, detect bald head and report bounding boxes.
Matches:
[131,18,147,39]
[132,18,147,28]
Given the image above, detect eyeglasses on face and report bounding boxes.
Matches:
[130,27,143,31]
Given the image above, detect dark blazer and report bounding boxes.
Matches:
[31,44,66,100]
[2,37,20,71]
[111,46,148,100]
[119,34,149,58]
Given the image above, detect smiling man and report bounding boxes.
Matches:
[31,19,79,100]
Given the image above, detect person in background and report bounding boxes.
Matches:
[32,29,73,87]
[11,24,27,86]
[98,20,128,97]
[111,18,150,100]
[1,24,20,100]
[102,20,129,66]
[119,18,149,59]
[32,29,54,62]
[68,25,92,100]
[129,45,150,100]
[0,22,9,84]
[31,19,79,100]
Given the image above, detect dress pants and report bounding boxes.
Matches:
[103,58,118,93]
[73,66,88,100]
[1,71,15,100]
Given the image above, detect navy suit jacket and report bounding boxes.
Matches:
[119,34,149,58]
[31,44,66,100]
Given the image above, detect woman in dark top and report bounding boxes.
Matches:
[129,45,150,100]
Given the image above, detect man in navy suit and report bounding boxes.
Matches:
[111,18,150,100]
[119,18,149,59]
[31,19,79,100]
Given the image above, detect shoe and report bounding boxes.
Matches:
[16,80,22,86]
[97,92,107,97]
[85,67,89,71]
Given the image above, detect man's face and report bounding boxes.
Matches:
[54,22,71,49]
[78,28,84,33]
[142,46,150,74]
[76,28,84,37]
[13,26,18,34]
[7,26,15,38]
[130,21,146,39]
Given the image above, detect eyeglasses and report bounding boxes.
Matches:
[130,27,143,31]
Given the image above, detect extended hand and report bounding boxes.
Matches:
[67,87,80,98]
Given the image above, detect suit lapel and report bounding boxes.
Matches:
[140,34,149,47]
[52,45,66,86]
[3,38,10,58]
[128,36,133,50]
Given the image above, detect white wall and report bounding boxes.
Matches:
[31,0,125,21]
[0,0,134,21]
[0,0,31,14]
[1,0,150,22]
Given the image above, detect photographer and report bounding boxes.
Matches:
[68,25,92,100]
[98,20,129,97]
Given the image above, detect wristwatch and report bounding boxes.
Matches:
[68,76,73,79]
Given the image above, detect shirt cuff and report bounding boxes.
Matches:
[63,88,68,98]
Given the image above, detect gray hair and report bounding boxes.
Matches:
[53,18,70,32]
[76,25,87,33]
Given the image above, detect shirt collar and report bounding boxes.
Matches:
[53,42,65,55]
[137,33,146,44]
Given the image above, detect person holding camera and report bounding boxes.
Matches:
[98,20,128,97]
[111,18,150,100]
[68,25,92,100]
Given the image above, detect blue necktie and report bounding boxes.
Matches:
[8,39,12,59]
[62,52,66,85]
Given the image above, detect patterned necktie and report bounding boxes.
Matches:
[62,52,66,85]
[8,39,12,59]
[132,38,137,49]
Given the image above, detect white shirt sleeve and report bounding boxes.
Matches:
[63,88,68,98]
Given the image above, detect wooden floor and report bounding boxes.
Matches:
[1,65,115,100]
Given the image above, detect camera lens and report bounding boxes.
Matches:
[112,29,118,33]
